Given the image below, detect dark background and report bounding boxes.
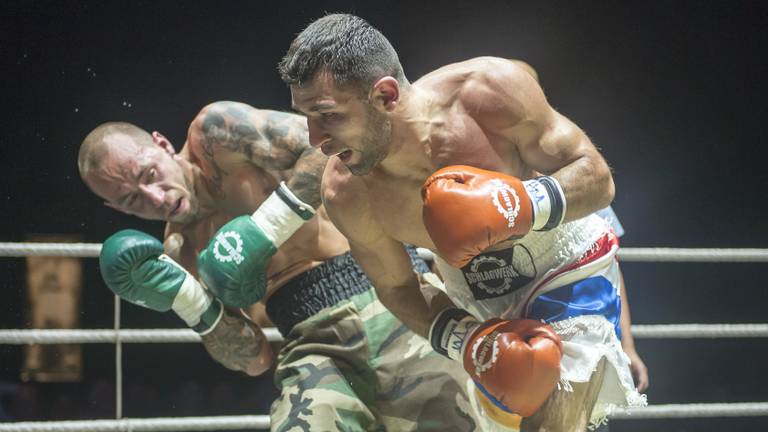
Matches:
[1,1,767,430]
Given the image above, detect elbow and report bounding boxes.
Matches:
[601,168,615,209]
[242,350,274,377]
[237,340,274,377]
[591,155,615,209]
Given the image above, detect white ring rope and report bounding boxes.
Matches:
[0,328,284,344]
[0,243,101,257]
[617,248,768,263]
[0,403,766,431]
[2,243,768,262]
[0,415,270,432]
[416,247,768,263]
[0,324,765,345]
[610,402,768,419]
[631,323,768,339]
[1,242,766,427]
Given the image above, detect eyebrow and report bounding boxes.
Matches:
[293,102,336,114]
[116,166,145,206]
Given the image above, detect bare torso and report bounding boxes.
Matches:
[167,136,350,300]
[331,57,536,250]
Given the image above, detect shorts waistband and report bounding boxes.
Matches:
[265,246,429,336]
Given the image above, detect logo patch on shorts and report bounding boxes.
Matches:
[461,245,536,300]
[212,231,245,265]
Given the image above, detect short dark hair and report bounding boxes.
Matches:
[279,14,405,91]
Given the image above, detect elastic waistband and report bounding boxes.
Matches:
[265,246,429,336]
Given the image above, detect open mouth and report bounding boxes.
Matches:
[169,198,183,218]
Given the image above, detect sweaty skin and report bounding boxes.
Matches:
[292,57,614,338]
[84,101,349,375]
[168,102,348,289]
[290,53,619,431]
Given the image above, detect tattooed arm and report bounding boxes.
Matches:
[201,307,273,376]
[190,101,327,207]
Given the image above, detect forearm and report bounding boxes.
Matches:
[200,307,273,376]
[284,146,328,208]
[553,151,614,222]
[617,268,637,351]
[375,273,455,338]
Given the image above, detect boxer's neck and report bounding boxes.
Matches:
[178,158,217,220]
[377,87,436,177]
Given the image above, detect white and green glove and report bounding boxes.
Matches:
[99,229,222,334]
[197,182,315,308]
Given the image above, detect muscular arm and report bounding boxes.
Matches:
[322,162,454,336]
[349,238,454,337]
[190,101,327,207]
[465,58,614,221]
[618,267,649,391]
[200,307,273,376]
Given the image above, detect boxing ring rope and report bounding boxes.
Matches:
[3,403,768,432]
[1,242,768,431]
[0,329,285,344]
[0,416,271,432]
[3,242,768,262]
[0,243,101,258]
[1,323,767,344]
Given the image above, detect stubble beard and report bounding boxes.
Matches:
[347,110,392,176]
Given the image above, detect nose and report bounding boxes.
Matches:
[139,184,165,208]
[307,117,331,148]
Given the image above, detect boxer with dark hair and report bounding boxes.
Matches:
[279,13,646,431]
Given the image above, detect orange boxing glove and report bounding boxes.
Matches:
[421,165,566,268]
[430,308,563,417]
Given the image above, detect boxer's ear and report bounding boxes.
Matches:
[151,131,176,155]
[370,76,400,113]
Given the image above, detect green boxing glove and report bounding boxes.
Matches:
[197,182,315,308]
[100,229,223,334]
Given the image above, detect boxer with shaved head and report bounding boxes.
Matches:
[79,101,478,431]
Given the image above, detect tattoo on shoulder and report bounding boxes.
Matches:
[199,103,324,204]
[200,111,233,195]
[200,309,265,373]
[201,103,310,171]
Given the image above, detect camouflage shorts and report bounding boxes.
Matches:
[268,254,476,432]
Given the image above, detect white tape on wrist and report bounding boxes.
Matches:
[524,176,566,231]
[430,309,480,362]
[524,179,553,231]
[250,189,307,248]
[446,316,480,361]
[158,254,213,328]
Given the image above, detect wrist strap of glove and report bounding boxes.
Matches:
[523,176,567,231]
[192,298,223,335]
[251,182,315,248]
[429,308,479,362]
[275,181,315,220]
[158,254,223,334]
